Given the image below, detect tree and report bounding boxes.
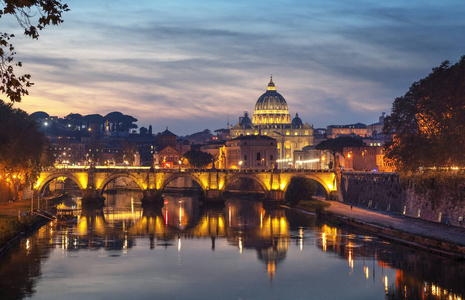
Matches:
[315,136,364,169]
[139,127,148,135]
[183,150,214,169]
[0,100,52,200]
[285,176,318,206]
[1,0,69,102]
[384,57,465,172]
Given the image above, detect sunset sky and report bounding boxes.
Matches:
[6,0,465,135]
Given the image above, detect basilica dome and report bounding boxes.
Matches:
[252,77,291,125]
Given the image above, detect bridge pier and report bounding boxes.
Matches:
[141,189,164,205]
[204,189,224,202]
[81,189,105,207]
[265,190,286,202]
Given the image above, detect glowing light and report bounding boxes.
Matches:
[296,159,320,164]
[322,233,326,252]
[280,182,286,190]
[239,237,243,253]
[384,276,388,292]
[364,266,369,279]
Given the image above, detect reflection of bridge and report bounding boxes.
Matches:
[35,166,337,202]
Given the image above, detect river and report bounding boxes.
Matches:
[0,191,464,300]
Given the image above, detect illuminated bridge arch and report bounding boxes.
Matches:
[222,174,268,193]
[37,172,85,195]
[159,173,207,194]
[299,174,333,197]
[97,173,146,195]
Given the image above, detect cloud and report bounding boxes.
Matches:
[11,0,465,135]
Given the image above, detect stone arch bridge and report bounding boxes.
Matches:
[35,166,337,203]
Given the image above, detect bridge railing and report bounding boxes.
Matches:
[42,166,335,174]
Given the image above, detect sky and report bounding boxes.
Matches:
[5,0,465,135]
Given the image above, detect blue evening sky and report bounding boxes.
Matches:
[8,0,465,135]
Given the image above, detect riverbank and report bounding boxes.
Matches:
[0,198,56,255]
[314,199,465,259]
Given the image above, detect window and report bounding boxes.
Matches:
[270,155,273,161]
[257,153,261,161]
[244,155,247,161]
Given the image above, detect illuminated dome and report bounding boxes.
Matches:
[252,77,291,125]
[291,113,303,127]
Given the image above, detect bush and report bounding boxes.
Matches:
[285,176,318,206]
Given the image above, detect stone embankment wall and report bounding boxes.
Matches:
[341,172,465,227]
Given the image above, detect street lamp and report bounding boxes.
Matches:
[179,160,182,170]
[239,160,243,171]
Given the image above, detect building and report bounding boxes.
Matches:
[221,135,277,170]
[230,77,314,169]
[326,123,367,139]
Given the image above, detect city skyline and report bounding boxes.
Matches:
[6,0,465,135]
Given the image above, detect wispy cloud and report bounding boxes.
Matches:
[10,0,465,134]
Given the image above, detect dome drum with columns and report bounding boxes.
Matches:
[231,77,314,168]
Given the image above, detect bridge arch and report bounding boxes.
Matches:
[159,173,207,194]
[287,173,333,198]
[98,173,146,195]
[37,173,85,195]
[222,174,269,193]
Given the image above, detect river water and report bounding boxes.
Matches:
[0,192,464,300]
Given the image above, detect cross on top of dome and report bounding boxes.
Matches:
[267,76,276,91]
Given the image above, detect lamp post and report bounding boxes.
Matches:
[239,160,243,171]
[179,160,182,171]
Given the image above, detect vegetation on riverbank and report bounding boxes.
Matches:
[0,215,39,249]
[400,171,465,209]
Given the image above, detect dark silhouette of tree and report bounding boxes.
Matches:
[104,112,137,133]
[30,111,49,120]
[0,0,69,102]
[183,150,214,169]
[83,114,104,129]
[139,127,148,135]
[285,176,318,206]
[64,113,83,130]
[384,56,465,172]
[0,100,52,200]
[148,125,153,135]
[315,136,364,169]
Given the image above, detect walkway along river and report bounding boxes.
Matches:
[0,191,464,300]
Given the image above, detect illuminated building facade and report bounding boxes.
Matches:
[230,78,314,169]
[222,135,277,170]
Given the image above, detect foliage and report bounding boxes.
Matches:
[384,57,465,172]
[183,150,214,169]
[285,176,318,206]
[1,0,69,102]
[0,215,37,247]
[104,112,138,132]
[315,136,364,169]
[401,171,465,209]
[0,100,51,199]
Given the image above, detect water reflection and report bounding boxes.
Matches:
[0,193,464,300]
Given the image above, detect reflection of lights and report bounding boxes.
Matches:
[26,239,30,250]
[364,266,369,279]
[260,212,263,228]
[239,237,243,253]
[178,237,181,252]
[321,233,326,252]
[299,228,304,251]
[384,276,388,292]
[123,235,128,254]
[348,249,353,270]
[165,208,169,227]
